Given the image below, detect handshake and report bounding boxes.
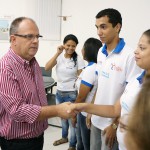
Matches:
[56,102,86,119]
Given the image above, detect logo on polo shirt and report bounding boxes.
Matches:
[122,101,129,112]
[111,63,122,72]
[101,71,109,78]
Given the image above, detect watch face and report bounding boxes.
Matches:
[112,123,117,129]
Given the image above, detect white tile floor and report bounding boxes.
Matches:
[43,125,69,150]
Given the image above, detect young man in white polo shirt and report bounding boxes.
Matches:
[89,8,142,150]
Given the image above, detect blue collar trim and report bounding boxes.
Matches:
[102,38,125,56]
[87,62,95,66]
[137,71,146,84]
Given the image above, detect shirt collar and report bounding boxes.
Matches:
[137,71,146,84]
[83,62,95,69]
[102,38,125,56]
[9,48,36,68]
[87,62,95,66]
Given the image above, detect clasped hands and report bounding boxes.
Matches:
[56,102,81,119]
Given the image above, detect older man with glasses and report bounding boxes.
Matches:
[0,17,75,150]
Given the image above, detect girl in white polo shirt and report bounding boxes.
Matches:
[45,34,85,150]
[124,75,150,150]
[75,38,102,150]
[72,29,150,150]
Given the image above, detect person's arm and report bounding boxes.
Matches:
[72,82,93,126]
[45,45,64,71]
[75,84,91,103]
[74,99,121,118]
[73,67,96,126]
[86,91,97,128]
[103,117,119,149]
[76,64,97,103]
[76,54,85,76]
[77,69,82,76]
[111,117,119,130]
[90,90,97,104]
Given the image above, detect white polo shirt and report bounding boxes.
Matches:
[56,51,85,91]
[91,38,142,130]
[117,71,145,150]
[76,62,98,116]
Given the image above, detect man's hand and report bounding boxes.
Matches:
[103,125,117,149]
[56,102,76,119]
[86,113,92,129]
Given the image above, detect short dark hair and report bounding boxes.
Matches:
[83,38,102,63]
[96,8,122,29]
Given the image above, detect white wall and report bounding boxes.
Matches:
[0,0,60,79]
[61,0,150,51]
[0,0,150,80]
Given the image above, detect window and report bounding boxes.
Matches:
[36,0,62,41]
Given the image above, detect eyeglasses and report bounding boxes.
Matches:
[14,34,43,40]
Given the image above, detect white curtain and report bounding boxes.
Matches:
[36,0,62,40]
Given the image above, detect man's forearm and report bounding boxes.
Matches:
[37,105,58,121]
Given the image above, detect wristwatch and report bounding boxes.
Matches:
[112,123,118,129]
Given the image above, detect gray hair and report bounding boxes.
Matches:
[9,17,36,36]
